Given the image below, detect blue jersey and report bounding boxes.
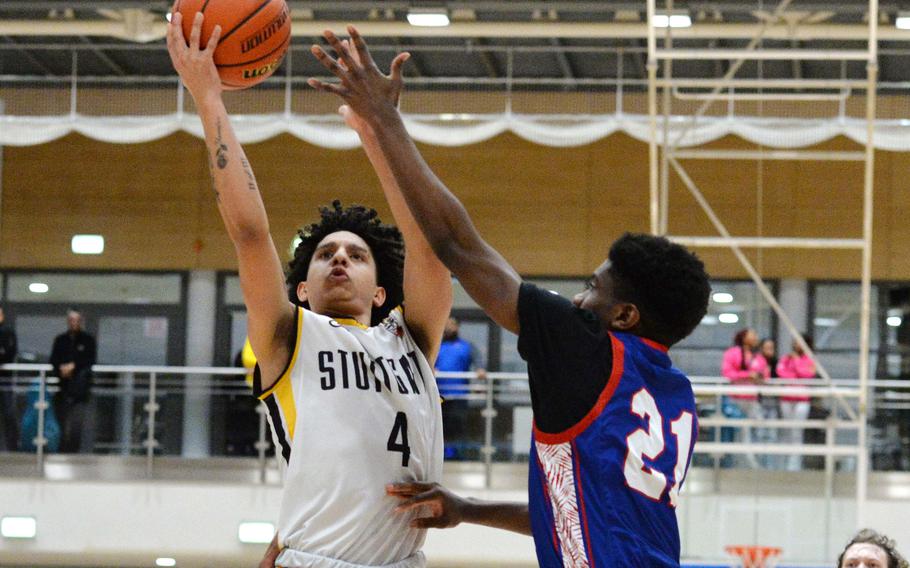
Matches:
[435,337,474,396]
[518,284,697,568]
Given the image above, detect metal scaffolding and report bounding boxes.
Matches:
[646,0,877,529]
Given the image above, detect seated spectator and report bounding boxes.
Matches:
[777,334,816,471]
[837,528,908,568]
[721,328,769,467]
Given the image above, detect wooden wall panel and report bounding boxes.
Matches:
[2,128,909,280]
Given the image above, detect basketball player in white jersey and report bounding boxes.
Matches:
[167,13,450,568]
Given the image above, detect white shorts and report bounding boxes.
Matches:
[275,549,426,568]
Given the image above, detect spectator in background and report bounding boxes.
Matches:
[435,317,486,460]
[721,328,769,467]
[239,337,256,386]
[0,306,19,451]
[49,308,96,453]
[760,338,778,378]
[777,334,816,471]
[837,528,908,568]
[757,337,780,466]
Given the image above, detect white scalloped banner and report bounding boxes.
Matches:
[0,112,907,150]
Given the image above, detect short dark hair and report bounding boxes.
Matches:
[286,201,404,326]
[608,233,711,346]
[837,529,908,568]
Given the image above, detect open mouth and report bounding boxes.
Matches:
[328,267,349,282]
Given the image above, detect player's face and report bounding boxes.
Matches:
[299,231,386,321]
[573,261,618,317]
[840,543,889,568]
[573,260,642,333]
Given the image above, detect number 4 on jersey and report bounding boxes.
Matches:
[623,388,694,507]
[387,412,411,467]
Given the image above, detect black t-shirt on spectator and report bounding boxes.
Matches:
[50,330,97,401]
[0,323,17,365]
[517,282,615,434]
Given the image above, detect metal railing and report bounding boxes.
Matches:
[2,364,907,488]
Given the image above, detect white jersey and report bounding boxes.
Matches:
[254,306,443,567]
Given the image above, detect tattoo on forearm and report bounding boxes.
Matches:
[240,157,258,192]
[215,118,229,169]
[206,151,220,201]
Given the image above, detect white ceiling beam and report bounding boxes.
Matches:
[3,20,910,42]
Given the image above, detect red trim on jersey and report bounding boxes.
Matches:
[534,333,626,444]
[572,440,596,568]
[640,337,669,353]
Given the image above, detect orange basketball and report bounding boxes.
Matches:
[175,0,291,90]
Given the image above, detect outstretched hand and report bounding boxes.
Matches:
[166,10,222,105]
[387,482,469,529]
[308,26,410,132]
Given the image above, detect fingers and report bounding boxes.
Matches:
[166,13,185,66]
[323,29,357,71]
[393,490,441,513]
[189,11,203,50]
[347,25,375,69]
[205,24,221,54]
[341,40,359,67]
[307,78,346,97]
[389,52,410,83]
[386,482,435,496]
[167,12,183,47]
[311,44,346,78]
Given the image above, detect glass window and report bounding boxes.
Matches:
[812,283,880,351]
[13,315,63,362]
[674,280,777,377]
[7,273,182,304]
[682,281,776,350]
[97,316,169,366]
[224,275,244,306]
[811,283,880,379]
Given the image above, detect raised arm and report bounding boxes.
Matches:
[332,41,452,362]
[362,131,453,361]
[309,28,521,335]
[167,12,295,386]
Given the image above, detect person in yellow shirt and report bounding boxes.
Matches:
[241,337,257,387]
[227,337,260,455]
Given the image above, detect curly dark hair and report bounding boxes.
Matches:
[608,232,711,346]
[286,201,404,326]
[838,529,908,568]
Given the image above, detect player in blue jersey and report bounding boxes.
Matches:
[308,27,712,568]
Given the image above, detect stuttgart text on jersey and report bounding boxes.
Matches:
[317,349,426,395]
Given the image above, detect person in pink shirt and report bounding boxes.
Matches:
[721,328,769,467]
[776,335,816,471]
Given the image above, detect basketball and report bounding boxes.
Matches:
[174,0,291,90]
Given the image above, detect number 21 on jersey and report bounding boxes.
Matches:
[623,388,694,507]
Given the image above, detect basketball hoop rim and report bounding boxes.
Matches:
[725,545,783,568]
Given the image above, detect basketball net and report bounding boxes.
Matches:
[725,545,782,568]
